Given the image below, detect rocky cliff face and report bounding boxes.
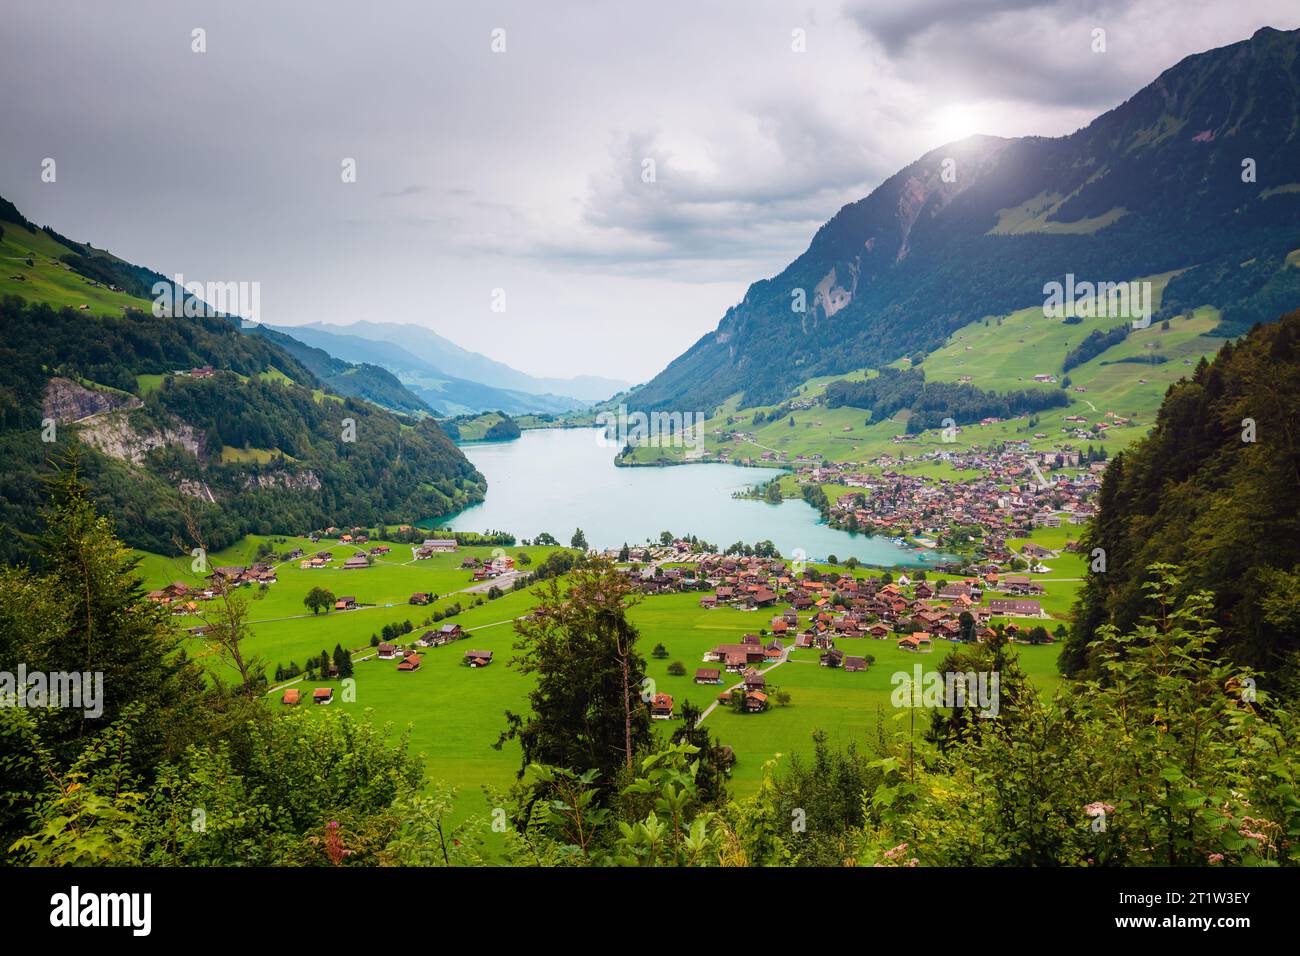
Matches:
[241,470,322,492]
[76,412,206,467]
[42,376,141,423]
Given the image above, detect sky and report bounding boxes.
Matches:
[3,0,1297,384]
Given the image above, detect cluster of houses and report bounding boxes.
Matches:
[147,562,280,610]
[209,564,278,587]
[297,543,390,570]
[795,448,1102,552]
[307,526,373,544]
[372,623,494,669]
[146,580,211,613]
[281,686,339,706]
[619,552,1055,650]
[285,626,494,705]
[461,554,515,581]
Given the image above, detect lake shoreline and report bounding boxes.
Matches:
[432,428,955,568]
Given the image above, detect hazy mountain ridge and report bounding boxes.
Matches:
[268,322,597,416]
[295,320,630,401]
[251,326,431,415]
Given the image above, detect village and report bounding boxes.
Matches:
[141,504,1075,733]
[596,540,1068,720]
[809,442,1105,555]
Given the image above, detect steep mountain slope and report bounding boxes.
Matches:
[0,200,483,561]
[297,320,629,401]
[630,26,1300,414]
[267,322,587,415]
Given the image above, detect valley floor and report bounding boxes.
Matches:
[137,527,1076,837]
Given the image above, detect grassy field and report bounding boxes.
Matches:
[136,534,564,683]
[136,535,1070,834]
[219,446,289,464]
[444,411,514,442]
[632,592,1062,792]
[0,221,153,315]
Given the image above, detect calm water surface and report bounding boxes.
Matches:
[433,428,943,567]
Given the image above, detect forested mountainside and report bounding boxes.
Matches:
[821,367,1070,429]
[630,26,1300,414]
[0,297,481,564]
[1064,309,1300,683]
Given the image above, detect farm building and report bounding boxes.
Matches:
[987,598,1045,618]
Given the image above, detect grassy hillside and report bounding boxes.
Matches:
[620,269,1227,471]
[0,218,151,315]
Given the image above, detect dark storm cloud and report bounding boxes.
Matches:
[845,0,1100,52]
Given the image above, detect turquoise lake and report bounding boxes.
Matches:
[433,427,944,567]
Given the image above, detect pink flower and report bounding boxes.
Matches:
[883,842,909,860]
[1208,853,1224,864]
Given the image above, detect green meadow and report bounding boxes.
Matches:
[136,534,564,681]
[137,536,1070,836]
[632,592,1062,792]
[0,223,152,315]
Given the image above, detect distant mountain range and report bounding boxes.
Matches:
[629,26,1300,414]
[265,321,623,416]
